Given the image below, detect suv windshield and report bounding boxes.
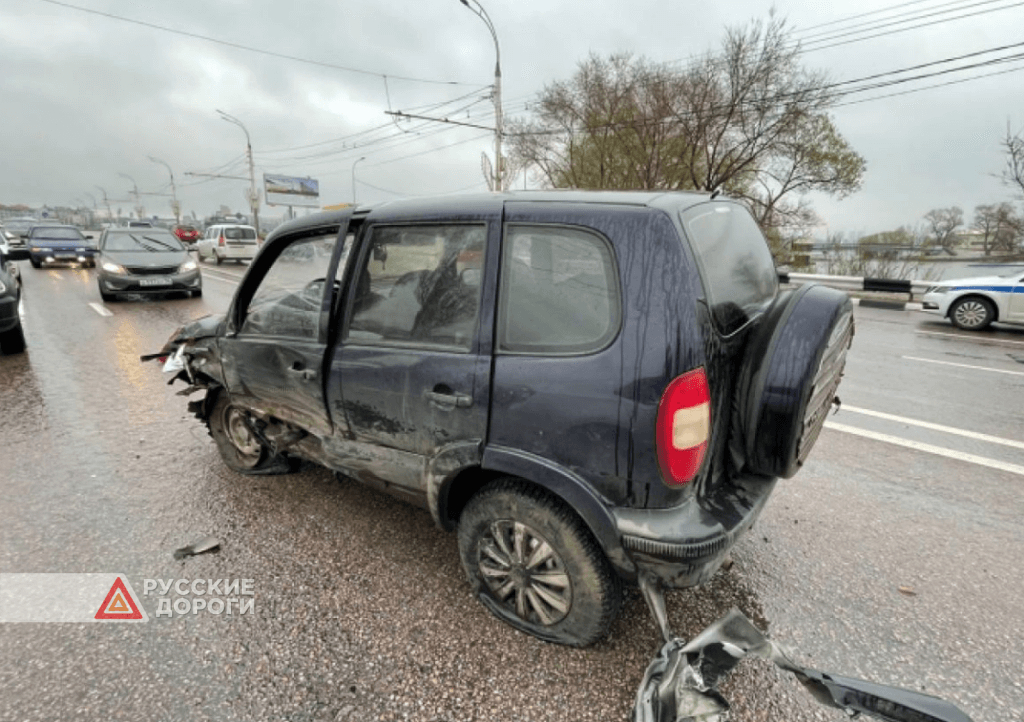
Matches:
[103,232,184,252]
[681,203,778,335]
[30,227,83,241]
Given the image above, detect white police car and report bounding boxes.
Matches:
[922,269,1024,330]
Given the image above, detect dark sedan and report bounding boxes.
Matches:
[27,225,96,268]
[95,228,202,302]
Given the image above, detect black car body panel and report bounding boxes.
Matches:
[150,191,854,643]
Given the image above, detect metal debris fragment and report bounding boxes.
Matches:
[173,535,221,560]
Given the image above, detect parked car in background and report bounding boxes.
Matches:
[3,217,39,246]
[173,224,200,244]
[150,191,854,646]
[26,225,96,268]
[0,242,29,354]
[195,224,258,264]
[922,269,1024,330]
[95,227,201,302]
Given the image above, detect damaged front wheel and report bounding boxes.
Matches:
[207,393,292,475]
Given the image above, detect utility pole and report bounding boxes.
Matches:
[149,156,180,226]
[457,0,503,191]
[217,110,260,237]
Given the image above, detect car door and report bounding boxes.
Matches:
[325,207,499,502]
[1009,273,1024,322]
[218,216,354,438]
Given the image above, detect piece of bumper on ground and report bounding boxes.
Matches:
[613,473,777,587]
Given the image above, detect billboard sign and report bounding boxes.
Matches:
[263,173,320,207]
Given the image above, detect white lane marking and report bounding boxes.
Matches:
[88,302,113,317]
[825,422,1024,477]
[201,272,242,284]
[916,330,1024,347]
[840,405,1024,451]
[901,355,1024,377]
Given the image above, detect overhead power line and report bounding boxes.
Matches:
[34,0,476,86]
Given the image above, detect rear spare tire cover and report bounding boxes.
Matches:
[736,284,854,479]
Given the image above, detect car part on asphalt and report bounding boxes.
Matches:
[172,535,221,560]
[634,584,973,722]
[949,296,995,331]
[457,479,622,646]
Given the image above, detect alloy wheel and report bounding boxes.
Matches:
[477,520,572,626]
[953,300,990,329]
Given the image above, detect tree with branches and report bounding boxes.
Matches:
[507,16,865,248]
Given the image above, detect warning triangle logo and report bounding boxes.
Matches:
[95,576,145,620]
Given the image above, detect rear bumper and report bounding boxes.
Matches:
[215,245,256,260]
[612,472,777,588]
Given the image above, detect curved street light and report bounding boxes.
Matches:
[149,156,180,225]
[216,110,260,237]
[351,157,367,204]
[118,172,144,219]
[457,0,502,191]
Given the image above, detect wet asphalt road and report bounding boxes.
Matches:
[1,258,1022,722]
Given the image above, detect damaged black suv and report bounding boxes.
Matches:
[151,191,853,646]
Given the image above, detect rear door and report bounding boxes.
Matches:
[1008,273,1024,321]
[325,204,499,501]
[219,216,353,437]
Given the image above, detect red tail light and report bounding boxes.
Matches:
[218,234,225,246]
[655,368,711,486]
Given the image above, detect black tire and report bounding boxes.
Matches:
[30,258,41,269]
[206,392,292,475]
[457,479,621,647]
[0,321,26,354]
[191,288,203,299]
[949,296,995,331]
[215,253,223,266]
[99,287,118,303]
[735,284,854,479]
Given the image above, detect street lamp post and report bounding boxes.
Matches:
[457,0,502,192]
[118,172,144,219]
[149,156,180,226]
[216,110,260,238]
[351,157,366,204]
[95,186,112,222]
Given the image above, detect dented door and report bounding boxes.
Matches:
[325,209,500,501]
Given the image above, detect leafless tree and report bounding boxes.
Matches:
[975,202,1024,254]
[507,16,864,239]
[1002,123,1024,200]
[922,207,964,255]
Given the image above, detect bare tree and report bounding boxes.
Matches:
[507,17,864,239]
[1002,123,1024,200]
[923,207,964,255]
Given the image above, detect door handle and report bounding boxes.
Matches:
[426,390,473,408]
[289,362,317,381]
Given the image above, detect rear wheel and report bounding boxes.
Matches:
[949,296,994,331]
[457,479,621,647]
[215,252,223,266]
[0,321,26,354]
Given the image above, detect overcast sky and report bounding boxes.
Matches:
[2,0,1023,236]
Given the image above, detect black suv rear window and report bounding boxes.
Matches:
[680,203,777,335]
[498,224,620,354]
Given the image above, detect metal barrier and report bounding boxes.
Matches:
[778,272,932,299]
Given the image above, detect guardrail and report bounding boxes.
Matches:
[778,272,932,299]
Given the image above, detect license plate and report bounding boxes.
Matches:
[56,253,75,259]
[139,277,172,287]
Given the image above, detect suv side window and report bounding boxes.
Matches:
[498,224,620,355]
[239,231,341,340]
[347,224,486,350]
